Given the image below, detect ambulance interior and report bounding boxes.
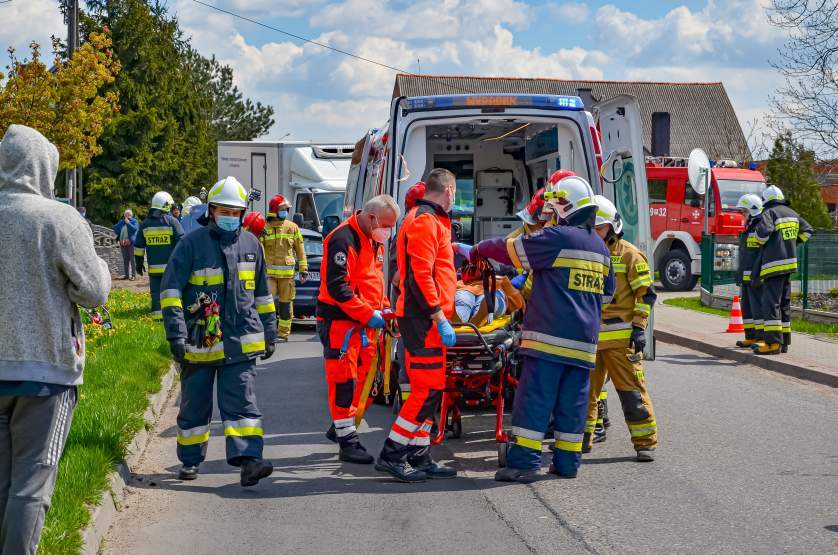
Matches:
[399,117,590,244]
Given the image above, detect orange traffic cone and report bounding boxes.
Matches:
[726,295,745,333]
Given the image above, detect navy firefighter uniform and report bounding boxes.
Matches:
[135,192,184,319]
[160,218,277,470]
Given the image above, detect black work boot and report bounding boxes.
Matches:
[240,457,274,487]
[339,442,374,464]
[375,458,427,483]
[325,424,337,443]
[178,465,199,480]
[582,432,592,454]
[409,455,457,479]
[494,466,541,483]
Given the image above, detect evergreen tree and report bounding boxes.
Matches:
[765,132,833,229]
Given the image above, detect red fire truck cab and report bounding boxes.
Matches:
[647,161,765,290]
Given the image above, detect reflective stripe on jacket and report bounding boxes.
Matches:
[598,238,656,350]
[261,218,307,278]
[737,216,762,284]
[161,222,277,365]
[752,201,813,278]
[134,209,184,274]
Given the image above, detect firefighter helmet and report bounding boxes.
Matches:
[737,193,763,217]
[182,196,202,216]
[544,175,595,222]
[151,191,175,212]
[541,170,577,219]
[516,187,547,225]
[762,184,784,203]
[207,177,248,210]
[593,195,623,234]
[243,211,266,237]
[268,194,292,217]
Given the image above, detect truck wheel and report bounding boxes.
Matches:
[660,250,698,291]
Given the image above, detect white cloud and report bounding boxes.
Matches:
[224,0,329,17]
[271,94,389,141]
[547,2,589,24]
[0,0,65,63]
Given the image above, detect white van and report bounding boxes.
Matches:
[346,93,655,356]
[218,141,353,234]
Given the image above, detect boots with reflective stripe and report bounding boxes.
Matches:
[754,342,781,355]
[736,339,755,348]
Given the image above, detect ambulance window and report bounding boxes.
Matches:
[363,148,385,205]
[648,179,667,204]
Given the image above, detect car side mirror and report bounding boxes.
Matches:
[292,213,304,227]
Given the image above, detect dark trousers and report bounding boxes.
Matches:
[0,389,76,555]
[176,361,264,467]
[149,275,162,320]
[760,274,792,346]
[120,243,136,278]
[741,283,762,341]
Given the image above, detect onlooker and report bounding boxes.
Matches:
[0,125,111,554]
[171,203,182,220]
[114,209,139,280]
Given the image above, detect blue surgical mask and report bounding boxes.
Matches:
[278,210,289,219]
[216,215,240,232]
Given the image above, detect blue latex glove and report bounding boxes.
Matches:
[437,319,457,347]
[453,242,472,258]
[367,310,386,329]
[511,273,527,290]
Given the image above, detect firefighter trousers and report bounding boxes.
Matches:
[585,348,657,451]
[740,283,762,342]
[269,277,295,338]
[760,274,791,347]
[149,275,163,320]
[317,318,376,446]
[507,355,590,477]
[176,361,264,467]
[381,317,446,465]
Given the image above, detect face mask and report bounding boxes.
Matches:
[371,227,391,243]
[278,210,288,219]
[216,215,240,232]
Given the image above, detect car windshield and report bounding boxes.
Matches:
[717,180,765,211]
[303,236,323,257]
[313,192,344,220]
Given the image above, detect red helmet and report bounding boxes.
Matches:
[268,195,292,217]
[243,211,266,237]
[547,169,576,186]
[405,181,426,210]
[516,187,546,225]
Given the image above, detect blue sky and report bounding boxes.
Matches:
[2,0,787,147]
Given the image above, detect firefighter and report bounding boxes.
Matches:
[134,191,184,319]
[377,169,459,483]
[472,176,615,482]
[735,194,764,348]
[262,195,308,341]
[751,185,813,354]
[583,196,657,461]
[317,195,400,464]
[243,211,266,238]
[161,176,277,486]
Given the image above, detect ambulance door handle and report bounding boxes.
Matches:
[670,218,679,222]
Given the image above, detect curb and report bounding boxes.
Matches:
[655,330,838,388]
[82,365,179,555]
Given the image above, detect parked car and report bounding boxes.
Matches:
[292,227,323,323]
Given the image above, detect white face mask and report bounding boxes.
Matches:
[371,227,392,243]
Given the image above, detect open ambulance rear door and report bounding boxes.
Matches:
[595,95,656,360]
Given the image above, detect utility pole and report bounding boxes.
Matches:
[65,0,80,207]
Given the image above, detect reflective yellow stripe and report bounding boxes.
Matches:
[267,269,295,277]
[600,390,608,400]
[224,426,263,437]
[189,274,225,286]
[514,435,542,450]
[143,229,173,237]
[630,274,654,289]
[257,302,276,314]
[598,329,633,341]
[241,340,266,353]
[177,432,210,446]
[133,247,145,256]
[760,263,797,277]
[628,421,657,437]
[553,257,610,274]
[764,325,783,331]
[520,339,597,363]
[555,440,583,452]
[635,303,651,315]
[585,420,596,433]
[161,297,182,309]
[612,263,627,273]
[506,238,523,269]
[238,270,256,281]
[184,349,226,362]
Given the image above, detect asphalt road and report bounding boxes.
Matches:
[104,330,838,554]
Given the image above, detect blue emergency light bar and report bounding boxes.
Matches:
[402,94,586,113]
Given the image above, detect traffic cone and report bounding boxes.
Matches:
[726,295,745,333]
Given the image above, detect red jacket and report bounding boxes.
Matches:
[396,200,456,319]
[317,213,388,323]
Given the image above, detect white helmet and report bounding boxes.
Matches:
[544,175,596,221]
[593,195,623,234]
[207,177,248,210]
[762,184,784,203]
[151,191,175,212]
[182,196,202,216]
[736,193,763,217]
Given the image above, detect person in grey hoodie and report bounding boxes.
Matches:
[0,125,111,554]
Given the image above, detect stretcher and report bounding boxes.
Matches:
[432,313,521,466]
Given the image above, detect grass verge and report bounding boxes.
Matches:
[662,296,838,338]
[38,290,170,554]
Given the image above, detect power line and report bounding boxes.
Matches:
[189,0,478,96]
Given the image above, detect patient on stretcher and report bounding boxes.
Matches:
[453,274,524,328]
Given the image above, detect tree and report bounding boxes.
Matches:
[765,132,833,229]
[187,49,275,142]
[768,0,838,158]
[0,32,120,171]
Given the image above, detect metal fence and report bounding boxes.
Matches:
[92,224,123,275]
[701,231,838,318]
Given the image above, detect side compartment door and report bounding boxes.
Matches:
[595,95,656,360]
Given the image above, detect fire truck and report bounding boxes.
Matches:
[647,158,766,290]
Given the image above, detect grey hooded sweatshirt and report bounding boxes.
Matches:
[0,125,111,386]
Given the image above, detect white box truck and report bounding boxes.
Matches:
[217,141,353,234]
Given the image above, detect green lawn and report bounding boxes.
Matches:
[38,290,171,554]
[662,296,838,338]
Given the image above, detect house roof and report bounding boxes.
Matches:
[393,74,751,161]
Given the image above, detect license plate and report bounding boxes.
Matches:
[298,271,320,281]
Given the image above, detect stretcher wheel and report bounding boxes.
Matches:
[497,441,508,468]
[449,418,462,439]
